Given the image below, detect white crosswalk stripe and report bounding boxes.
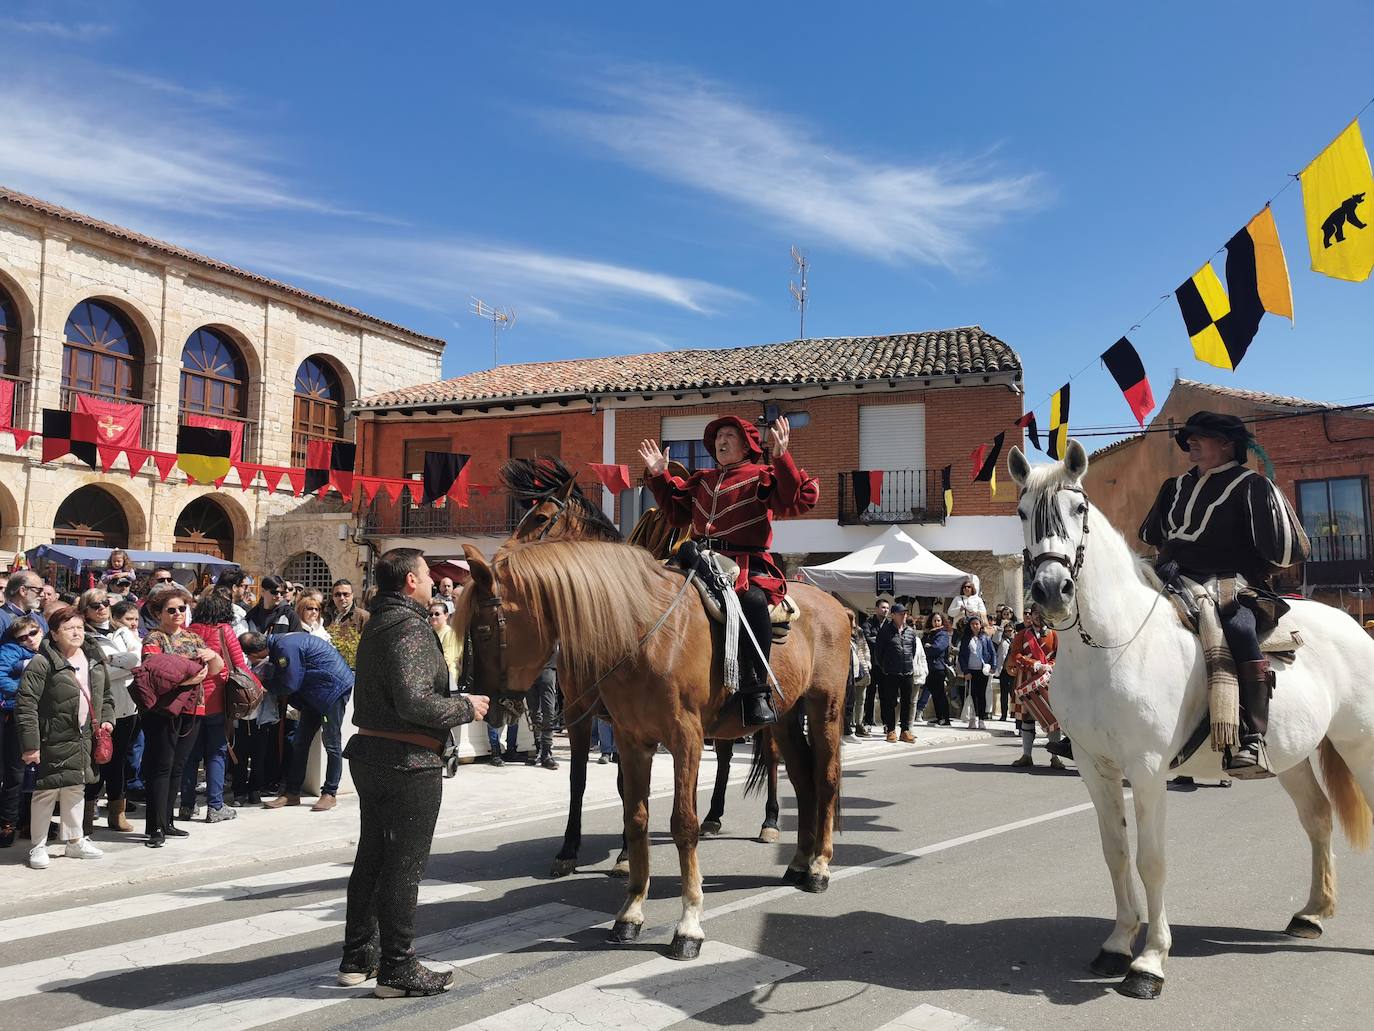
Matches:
[871,1003,1010,1031]
[0,879,477,1004]
[62,902,606,1031]
[0,861,355,944]
[450,941,802,1031]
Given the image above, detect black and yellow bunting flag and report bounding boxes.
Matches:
[1300,119,1374,282]
[176,425,232,484]
[1048,385,1070,460]
[1176,207,1292,371]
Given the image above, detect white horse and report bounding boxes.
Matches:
[1008,439,1374,1000]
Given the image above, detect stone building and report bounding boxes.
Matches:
[353,328,1030,613]
[0,188,443,589]
[1084,378,1374,612]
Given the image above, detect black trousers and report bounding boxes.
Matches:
[998,672,1015,719]
[1221,603,1263,663]
[342,758,443,975]
[527,667,558,757]
[878,672,915,732]
[85,714,138,802]
[924,669,951,723]
[231,719,271,797]
[738,586,772,695]
[862,680,879,726]
[966,671,990,720]
[0,710,22,827]
[141,712,200,835]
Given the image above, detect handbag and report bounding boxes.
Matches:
[92,723,114,766]
[219,627,265,721]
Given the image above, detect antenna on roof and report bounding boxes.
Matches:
[789,246,808,341]
[470,297,516,367]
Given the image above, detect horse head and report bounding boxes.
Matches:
[1008,438,1090,622]
[501,456,623,544]
[455,543,542,728]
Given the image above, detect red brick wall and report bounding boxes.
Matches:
[1256,411,1374,518]
[358,410,603,487]
[613,387,1023,519]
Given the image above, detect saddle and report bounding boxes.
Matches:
[1164,575,1304,656]
[681,548,800,644]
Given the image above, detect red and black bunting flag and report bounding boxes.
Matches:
[972,431,1005,486]
[850,470,884,510]
[41,409,99,467]
[941,465,952,518]
[421,452,471,505]
[305,440,357,496]
[176,425,232,484]
[1016,411,1041,452]
[1100,336,1155,427]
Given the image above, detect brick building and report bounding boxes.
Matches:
[354,328,1030,609]
[1084,379,1374,612]
[0,187,443,589]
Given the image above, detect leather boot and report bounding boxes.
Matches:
[83,798,98,838]
[741,691,777,728]
[108,799,133,832]
[1227,659,1274,780]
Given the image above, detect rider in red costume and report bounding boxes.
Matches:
[639,415,820,728]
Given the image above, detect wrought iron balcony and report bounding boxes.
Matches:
[361,488,525,539]
[837,468,946,526]
[1,374,27,430]
[1301,533,1374,587]
[60,386,156,448]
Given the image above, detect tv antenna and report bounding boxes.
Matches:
[789,246,808,340]
[469,297,516,366]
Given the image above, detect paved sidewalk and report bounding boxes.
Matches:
[0,722,1009,904]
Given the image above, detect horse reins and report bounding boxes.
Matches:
[1026,485,1168,652]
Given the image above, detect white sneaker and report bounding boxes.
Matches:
[28,844,50,869]
[64,838,104,860]
[967,719,977,730]
[977,719,986,730]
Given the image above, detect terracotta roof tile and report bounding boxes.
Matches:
[1176,378,1367,413]
[357,326,1020,409]
[0,187,444,348]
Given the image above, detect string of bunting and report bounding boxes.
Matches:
[945,94,1374,513]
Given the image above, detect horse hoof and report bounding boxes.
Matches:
[667,934,703,961]
[1284,916,1323,939]
[607,920,642,944]
[1089,950,1133,977]
[549,858,578,878]
[782,867,806,885]
[608,861,630,879]
[756,826,780,844]
[801,873,829,894]
[700,819,722,836]
[1116,970,1164,1000]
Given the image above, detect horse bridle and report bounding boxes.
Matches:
[515,493,569,542]
[1023,483,1165,652]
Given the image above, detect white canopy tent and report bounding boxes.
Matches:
[798,525,972,609]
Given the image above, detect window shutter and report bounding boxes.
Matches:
[858,404,926,470]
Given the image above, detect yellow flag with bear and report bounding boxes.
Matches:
[1300,119,1374,282]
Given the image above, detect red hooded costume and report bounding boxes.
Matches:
[647,415,820,604]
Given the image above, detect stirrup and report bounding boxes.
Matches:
[1225,741,1275,780]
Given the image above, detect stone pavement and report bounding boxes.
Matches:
[0,721,1006,904]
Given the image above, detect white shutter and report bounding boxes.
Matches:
[660,415,713,442]
[859,404,925,470]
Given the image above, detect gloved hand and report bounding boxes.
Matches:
[1155,559,1180,585]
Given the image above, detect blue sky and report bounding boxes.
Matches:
[3,1,1372,445]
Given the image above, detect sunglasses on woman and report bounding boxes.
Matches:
[86,600,111,609]
[162,605,188,615]
[16,629,40,642]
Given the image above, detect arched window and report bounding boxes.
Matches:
[293,356,344,465]
[63,300,143,399]
[174,496,236,560]
[282,550,332,593]
[54,485,130,548]
[180,328,247,418]
[0,287,18,377]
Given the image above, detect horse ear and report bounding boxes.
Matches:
[462,544,494,593]
[1008,446,1031,488]
[1064,439,1089,482]
[554,475,578,502]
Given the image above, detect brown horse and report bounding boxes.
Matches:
[498,458,784,881]
[457,537,848,960]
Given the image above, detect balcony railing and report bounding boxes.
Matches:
[1307,533,1370,563]
[361,482,612,539]
[1299,533,1374,589]
[1,374,28,429]
[837,468,946,526]
[60,386,157,447]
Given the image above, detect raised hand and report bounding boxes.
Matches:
[768,416,791,455]
[638,438,668,476]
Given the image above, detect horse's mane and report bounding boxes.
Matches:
[494,539,678,686]
[499,456,623,542]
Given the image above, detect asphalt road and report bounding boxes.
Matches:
[4,732,1372,1031]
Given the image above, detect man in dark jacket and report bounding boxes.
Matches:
[246,632,354,813]
[874,604,920,742]
[338,548,489,998]
[856,599,890,734]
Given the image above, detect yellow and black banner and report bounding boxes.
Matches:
[1301,119,1374,282]
[1047,384,1070,460]
[176,425,233,484]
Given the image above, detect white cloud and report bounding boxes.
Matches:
[106,70,237,110]
[549,71,1045,270]
[0,20,112,40]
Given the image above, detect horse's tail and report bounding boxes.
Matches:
[744,727,773,798]
[1319,738,1372,852]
